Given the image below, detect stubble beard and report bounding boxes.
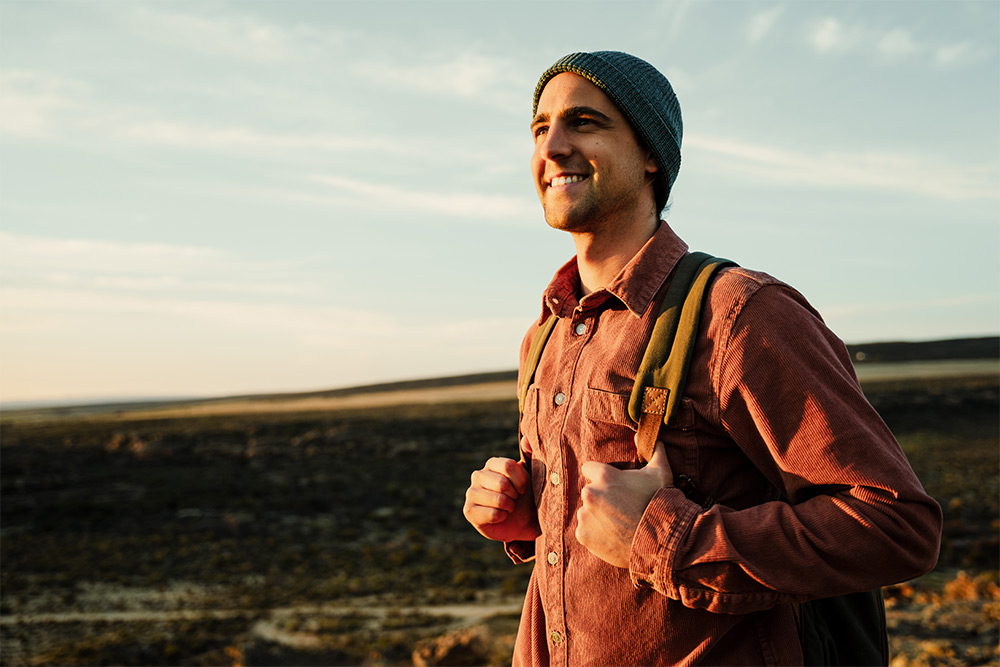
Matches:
[543,193,599,233]
[542,177,642,235]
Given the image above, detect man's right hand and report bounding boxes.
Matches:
[463,440,541,543]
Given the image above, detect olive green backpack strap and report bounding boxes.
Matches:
[516,313,558,462]
[628,252,736,463]
[518,313,558,417]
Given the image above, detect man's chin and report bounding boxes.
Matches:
[543,206,593,233]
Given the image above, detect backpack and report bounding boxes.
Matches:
[517,251,889,666]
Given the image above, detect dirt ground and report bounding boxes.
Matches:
[1,374,997,666]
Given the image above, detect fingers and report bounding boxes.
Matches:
[465,457,528,521]
[482,456,529,495]
[465,487,515,523]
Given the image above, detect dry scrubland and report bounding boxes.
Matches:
[1,373,997,666]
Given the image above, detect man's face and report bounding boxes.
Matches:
[530,72,658,234]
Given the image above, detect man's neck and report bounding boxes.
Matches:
[572,215,660,297]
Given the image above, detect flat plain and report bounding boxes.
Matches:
[1,369,997,666]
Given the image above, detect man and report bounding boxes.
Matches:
[463,51,942,666]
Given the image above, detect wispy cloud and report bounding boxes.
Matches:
[0,232,224,274]
[313,174,539,221]
[0,70,87,138]
[655,0,698,41]
[933,41,987,67]
[113,120,412,155]
[122,6,304,63]
[0,69,425,159]
[357,52,513,99]
[807,18,987,67]
[0,232,313,298]
[746,6,785,44]
[0,286,388,339]
[354,51,528,115]
[809,17,863,54]
[877,28,920,61]
[686,134,1000,200]
[122,7,529,111]
[822,293,999,320]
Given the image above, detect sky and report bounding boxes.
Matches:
[1,0,998,405]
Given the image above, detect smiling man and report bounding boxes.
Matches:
[463,51,942,666]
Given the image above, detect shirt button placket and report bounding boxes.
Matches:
[548,387,567,661]
[550,317,579,667]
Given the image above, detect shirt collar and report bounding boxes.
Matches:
[539,221,689,322]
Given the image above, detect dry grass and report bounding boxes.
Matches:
[1,374,996,665]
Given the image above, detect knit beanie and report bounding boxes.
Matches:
[533,51,683,211]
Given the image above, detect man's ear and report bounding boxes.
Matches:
[645,151,659,177]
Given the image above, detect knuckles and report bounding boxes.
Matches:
[496,491,514,511]
[487,457,526,483]
[464,502,508,527]
[484,507,507,524]
[581,461,611,484]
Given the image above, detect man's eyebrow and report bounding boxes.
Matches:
[531,105,614,128]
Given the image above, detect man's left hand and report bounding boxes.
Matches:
[576,439,673,568]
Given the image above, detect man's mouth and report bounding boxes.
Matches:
[549,174,587,187]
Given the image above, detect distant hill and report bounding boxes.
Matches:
[217,336,998,401]
[4,337,996,419]
[177,371,518,407]
[846,336,998,364]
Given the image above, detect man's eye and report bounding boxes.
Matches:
[533,126,548,138]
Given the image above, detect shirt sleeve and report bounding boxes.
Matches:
[629,280,943,614]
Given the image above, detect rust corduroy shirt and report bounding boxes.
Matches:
[507,222,942,666]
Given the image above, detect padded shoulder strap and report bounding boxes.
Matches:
[628,252,736,462]
[518,313,558,416]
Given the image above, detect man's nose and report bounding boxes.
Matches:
[538,122,572,161]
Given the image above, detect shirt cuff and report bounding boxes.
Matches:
[504,539,537,565]
[629,486,700,598]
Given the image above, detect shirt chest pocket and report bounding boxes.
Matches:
[583,387,699,477]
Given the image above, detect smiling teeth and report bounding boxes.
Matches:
[550,175,585,187]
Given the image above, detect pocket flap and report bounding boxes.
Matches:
[584,388,634,427]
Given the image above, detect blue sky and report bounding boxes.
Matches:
[1,0,997,404]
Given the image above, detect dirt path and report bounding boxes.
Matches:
[0,601,524,626]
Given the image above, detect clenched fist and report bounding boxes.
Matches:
[576,439,673,568]
[463,438,541,543]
